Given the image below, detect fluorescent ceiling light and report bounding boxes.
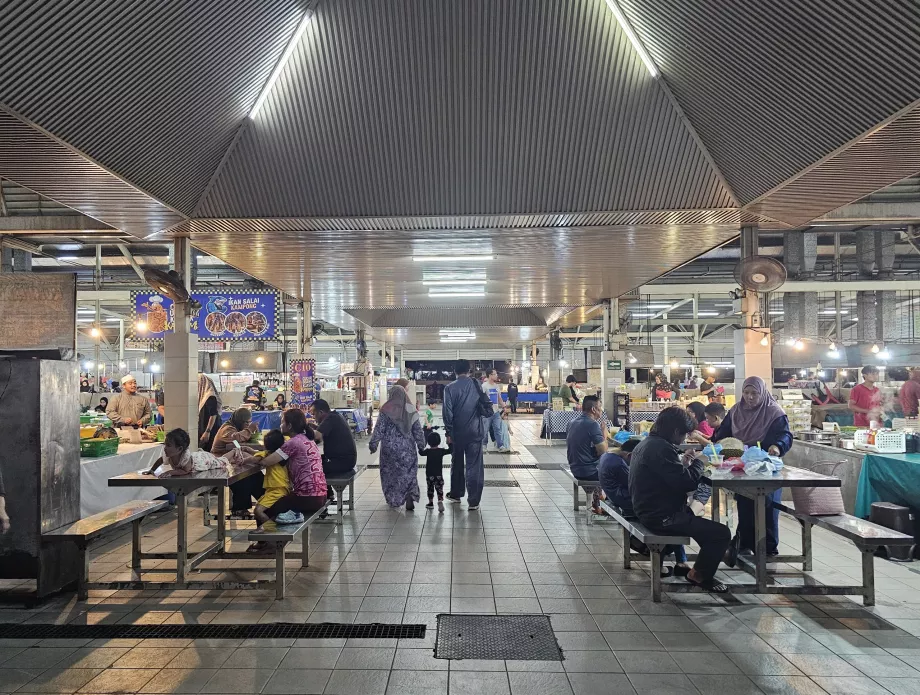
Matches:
[249,9,314,119]
[414,255,494,262]
[77,309,97,315]
[604,0,658,77]
[58,255,78,261]
[696,311,719,317]
[440,338,471,343]
[429,292,485,298]
[56,244,82,251]
[423,280,486,286]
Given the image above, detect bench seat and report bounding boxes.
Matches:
[324,465,367,523]
[43,500,169,599]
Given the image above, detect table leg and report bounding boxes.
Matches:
[202,491,211,527]
[348,481,355,510]
[861,547,876,606]
[711,487,721,524]
[650,548,662,603]
[78,541,90,601]
[275,541,287,600]
[573,482,579,511]
[131,519,142,570]
[801,521,813,572]
[176,490,188,584]
[754,491,768,593]
[622,527,632,569]
[216,486,227,553]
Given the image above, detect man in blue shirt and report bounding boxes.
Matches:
[565,395,607,513]
[482,369,509,452]
[443,360,487,510]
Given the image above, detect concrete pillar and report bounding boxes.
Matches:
[857,291,898,344]
[856,230,897,279]
[783,232,818,279]
[164,237,198,445]
[782,293,818,340]
[0,248,31,272]
[531,341,539,387]
[735,227,772,391]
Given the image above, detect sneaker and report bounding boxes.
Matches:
[438,501,444,513]
[406,500,415,511]
[468,504,480,511]
[426,502,434,509]
[446,495,462,503]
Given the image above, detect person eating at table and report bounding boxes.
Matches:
[105,374,151,427]
[849,364,883,426]
[712,375,792,559]
[629,406,731,593]
[212,408,262,518]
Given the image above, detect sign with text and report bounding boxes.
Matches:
[131,290,280,341]
[0,274,75,351]
[290,358,316,411]
[607,359,622,371]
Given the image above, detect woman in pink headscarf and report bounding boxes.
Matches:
[712,376,792,557]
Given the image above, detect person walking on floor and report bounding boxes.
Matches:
[482,369,509,452]
[507,378,519,414]
[197,374,222,452]
[443,359,488,510]
[370,384,426,510]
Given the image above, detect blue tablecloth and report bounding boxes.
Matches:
[518,391,549,403]
[221,410,282,431]
[855,452,920,518]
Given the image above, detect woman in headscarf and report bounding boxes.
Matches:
[212,408,263,518]
[95,396,109,413]
[712,376,792,557]
[369,385,426,510]
[197,374,223,451]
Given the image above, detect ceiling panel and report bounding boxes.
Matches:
[619,0,920,204]
[0,0,308,213]
[199,0,734,218]
[0,111,184,237]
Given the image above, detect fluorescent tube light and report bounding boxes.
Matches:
[423,280,486,286]
[414,255,494,262]
[604,0,658,77]
[440,338,471,343]
[249,9,314,119]
[429,292,485,298]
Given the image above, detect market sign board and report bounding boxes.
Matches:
[290,358,316,411]
[0,274,75,351]
[131,290,280,341]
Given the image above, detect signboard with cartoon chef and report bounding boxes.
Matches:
[131,290,280,341]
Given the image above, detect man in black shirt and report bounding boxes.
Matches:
[628,406,730,593]
[507,379,519,414]
[311,399,358,477]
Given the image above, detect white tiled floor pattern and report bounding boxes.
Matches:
[2,417,920,694]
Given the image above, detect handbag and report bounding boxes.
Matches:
[789,461,846,516]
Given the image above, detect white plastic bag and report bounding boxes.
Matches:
[741,446,784,475]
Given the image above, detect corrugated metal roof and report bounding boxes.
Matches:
[0,0,307,213]
[750,104,920,227]
[199,0,734,218]
[619,0,920,204]
[0,111,184,237]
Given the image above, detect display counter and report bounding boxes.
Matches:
[782,439,864,515]
[80,442,165,517]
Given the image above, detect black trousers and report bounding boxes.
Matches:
[230,471,264,511]
[509,397,517,413]
[648,509,731,581]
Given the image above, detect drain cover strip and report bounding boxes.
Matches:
[0,623,425,640]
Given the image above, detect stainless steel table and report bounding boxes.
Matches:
[108,464,262,587]
[706,465,841,593]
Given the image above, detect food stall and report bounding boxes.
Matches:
[80,441,165,516]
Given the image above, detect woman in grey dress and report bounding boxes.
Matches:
[370,385,426,510]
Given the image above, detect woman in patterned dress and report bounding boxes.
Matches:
[370,385,426,510]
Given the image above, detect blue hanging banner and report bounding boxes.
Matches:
[131,290,281,341]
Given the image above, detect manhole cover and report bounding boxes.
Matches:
[0,623,425,640]
[435,614,562,661]
[482,480,520,487]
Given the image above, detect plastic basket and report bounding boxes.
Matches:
[79,437,119,457]
[854,429,906,454]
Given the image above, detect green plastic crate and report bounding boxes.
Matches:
[79,437,119,457]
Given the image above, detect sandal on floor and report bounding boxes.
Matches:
[230,510,254,520]
[673,565,692,578]
[685,575,729,593]
[660,565,674,578]
[246,542,271,554]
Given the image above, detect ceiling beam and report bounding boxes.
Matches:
[116,243,147,282]
[815,201,920,224]
[638,280,920,295]
[0,215,114,232]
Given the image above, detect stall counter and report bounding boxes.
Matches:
[81,442,165,516]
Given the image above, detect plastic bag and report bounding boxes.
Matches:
[702,443,723,457]
[613,430,633,444]
[740,446,784,475]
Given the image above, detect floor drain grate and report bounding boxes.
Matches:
[482,480,521,487]
[435,614,562,661]
[0,623,425,640]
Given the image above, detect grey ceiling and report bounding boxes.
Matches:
[2,0,920,344]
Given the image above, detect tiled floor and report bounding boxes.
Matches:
[3,416,920,694]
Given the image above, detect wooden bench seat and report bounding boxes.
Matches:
[773,500,913,606]
[43,500,169,600]
[247,503,329,599]
[598,499,690,602]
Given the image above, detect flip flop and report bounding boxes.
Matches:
[660,565,674,578]
[245,542,271,555]
[685,575,729,593]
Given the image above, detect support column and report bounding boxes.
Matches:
[783,231,819,342]
[164,237,198,445]
[531,341,539,388]
[735,226,772,392]
[0,248,31,273]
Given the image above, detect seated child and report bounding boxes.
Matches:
[252,429,291,536]
[419,431,451,512]
[685,402,728,516]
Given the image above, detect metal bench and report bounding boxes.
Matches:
[560,467,599,523]
[773,501,913,606]
[42,500,169,600]
[324,465,366,524]
[247,503,329,599]
[598,499,691,602]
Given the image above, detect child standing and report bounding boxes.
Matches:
[419,431,451,512]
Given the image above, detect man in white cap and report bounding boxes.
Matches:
[105,374,152,427]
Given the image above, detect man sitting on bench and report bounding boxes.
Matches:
[599,439,689,577]
[629,407,731,593]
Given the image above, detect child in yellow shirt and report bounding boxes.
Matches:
[251,429,291,537]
